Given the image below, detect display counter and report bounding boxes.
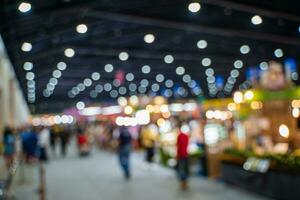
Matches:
[221,149,300,200]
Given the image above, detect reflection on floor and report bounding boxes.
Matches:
[14,146,270,200]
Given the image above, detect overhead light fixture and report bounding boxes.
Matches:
[129,83,137,92]
[140,79,149,87]
[274,48,284,58]
[230,69,239,78]
[240,45,250,54]
[91,72,100,81]
[259,62,268,70]
[21,42,32,52]
[165,79,174,88]
[144,34,155,43]
[53,70,62,78]
[126,73,134,81]
[78,83,85,91]
[183,74,191,83]
[18,2,31,13]
[104,83,112,91]
[110,90,118,98]
[49,78,58,85]
[156,74,165,82]
[95,84,103,93]
[164,55,174,64]
[119,52,129,61]
[197,40,207,49]
[83,78,92,87]
[141,65,151,74]
[251,15,263,25]
[119,86,127,95]
[23,62,33,71]
[151,83,160,92]
[26,72,35,80]
[205,68,214,76]
[57,62,67,70]
[64,48,75,57]
[76,101,85,110]
[201,58,211,67]
[176,66,185,75]
[188,2,201,13]
[76,24,88,34]
[234,60,243,69]
[104,64,114,72]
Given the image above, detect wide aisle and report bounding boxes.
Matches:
[15,147,269,200]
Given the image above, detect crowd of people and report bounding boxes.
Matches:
[1,125,72,171]
[1,118,202,191]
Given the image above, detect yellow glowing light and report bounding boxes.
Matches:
[250,101,263,110]
[291,100,300,108]
[226,111,233,119]
[233,91,244,104]
[227,102,237,111]
[124,106,133,115]
[153,105,161,113]
[206,110,214,119]
[146,105,154,113]
[160,104,169,113]
[279,124,289,138]
[154,96,165,105]
[157,118,166,126]
[292,107,300,118]
[162,111,171,118]
[244,90,254,100]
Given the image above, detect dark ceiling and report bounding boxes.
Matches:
[1,0,300,114]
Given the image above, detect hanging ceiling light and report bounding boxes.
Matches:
[76,24,88,34]
[240,45,250,54]
[64,48,75,57]
[18,2,31,13]
[144,34,155,43]
[188,2,201,13]
[119,52,129,61]
[274,48,284,58]
[197,40,207,49]
[21,42,32,52]
[251,15,263,25]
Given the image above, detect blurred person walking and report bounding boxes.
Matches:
[59,127,70,157]
[118,126,132,179]
[38,126,50,162]
[49,126,58,158]
[21,127,38,163]
[76,128,90,157]
[141,124,159,167]
[3,127,16,169]
[176,123,190,190]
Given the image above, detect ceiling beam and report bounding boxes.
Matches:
[86,10,300,46]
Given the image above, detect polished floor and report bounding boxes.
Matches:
[12,145,270,200]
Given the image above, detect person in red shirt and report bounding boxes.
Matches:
[176,123,190,190]
[76,128,90,156]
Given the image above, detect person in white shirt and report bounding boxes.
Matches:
[38,127,50,162]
